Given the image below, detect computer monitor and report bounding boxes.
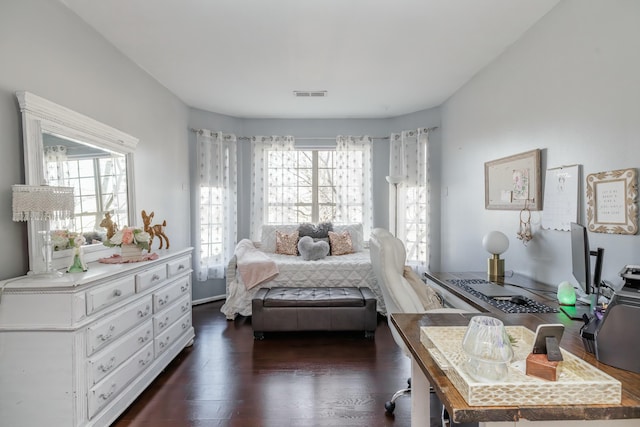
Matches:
[570,222,604,297]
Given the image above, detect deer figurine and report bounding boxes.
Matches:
[141,210,170,250]
[99,212,118,239]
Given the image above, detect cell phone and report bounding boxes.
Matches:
[532,324,564,358]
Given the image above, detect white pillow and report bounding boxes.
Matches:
[260,224,299,253]
[333,224,364,252]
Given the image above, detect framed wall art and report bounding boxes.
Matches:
[586,168,638,234]
[485,149,541,210]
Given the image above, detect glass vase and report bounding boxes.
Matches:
[461,315,513,382]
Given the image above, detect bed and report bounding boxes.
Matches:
[220,223,386,319]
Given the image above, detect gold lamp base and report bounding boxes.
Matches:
[488,255,505,280]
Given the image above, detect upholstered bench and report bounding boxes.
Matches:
[251,287,377,340]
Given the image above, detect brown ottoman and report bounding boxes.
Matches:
[251,287,377,340]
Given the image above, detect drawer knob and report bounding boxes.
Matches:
[159,336,170,349]
[97,325,115,342]
[159,295,169,306]
[98,357,116,373]
[99,384,117,401]
[152,274,161,282]
[113,289,122,297]
[159,316,169,329]
[138,331,151,343]
[180,284,189,292]
[139,352,153,366]
[137,305,151,318]
[177,264,185,270]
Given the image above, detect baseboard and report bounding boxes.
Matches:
[192,295,226,306]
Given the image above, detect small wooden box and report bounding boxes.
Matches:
[526,353,562,381]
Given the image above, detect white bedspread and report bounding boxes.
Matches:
[221,249,386,319]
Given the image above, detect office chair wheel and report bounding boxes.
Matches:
[384,400,395,414]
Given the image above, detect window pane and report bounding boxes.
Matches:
[264,148,366,226]
[298,151,312,168]
[318,205,335,222]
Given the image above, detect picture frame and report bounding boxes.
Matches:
[485,149,541,210]
[586,168,638,235]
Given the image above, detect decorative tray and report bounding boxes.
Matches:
[420,326,621,406]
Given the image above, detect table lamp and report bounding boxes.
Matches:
[482,231,509,280]
[12,184,74,278]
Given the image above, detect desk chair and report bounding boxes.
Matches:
[370,228,467,415]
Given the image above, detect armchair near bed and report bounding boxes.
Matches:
[369,227,470,415]
[221,223,386,319]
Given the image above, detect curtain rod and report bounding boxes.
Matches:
[190,126,438,140]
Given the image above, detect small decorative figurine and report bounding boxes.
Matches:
[141,210,170,250]
[99,212,118,239]
[67,233,88,273]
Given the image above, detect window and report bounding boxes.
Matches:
[195,130,237,281]
[403,185,428,270]
[389,129,431,274]
[250,135,372,242]
[266,150,337,224]
[47,156,128,233]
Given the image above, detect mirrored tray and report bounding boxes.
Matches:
[420,326,621,406]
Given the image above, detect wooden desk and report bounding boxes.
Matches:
[390,272,640,426]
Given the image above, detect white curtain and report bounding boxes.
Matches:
[335,135,373,240]
[249,135,295,241]
[44,145,70,186]
[389,128,431,274]
[195,129,237,281]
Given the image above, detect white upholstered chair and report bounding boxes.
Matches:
[369,228,467,415]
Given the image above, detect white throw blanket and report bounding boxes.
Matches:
[234,239,279,290]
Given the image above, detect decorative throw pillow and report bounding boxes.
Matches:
[261,224,298,253]
[333,224,364,252]
[275,230,299,255]
[328,230,354,256]
[298,222,333,238]
[297,236,330,261]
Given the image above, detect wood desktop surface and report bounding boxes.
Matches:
[390,271,640,424]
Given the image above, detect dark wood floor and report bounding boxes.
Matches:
[111,301,424,426]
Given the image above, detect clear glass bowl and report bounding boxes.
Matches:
[461,315,513,382]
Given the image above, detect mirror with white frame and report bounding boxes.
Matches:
[17,91,138,273]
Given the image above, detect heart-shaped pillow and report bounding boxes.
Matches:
[297,235,330,261]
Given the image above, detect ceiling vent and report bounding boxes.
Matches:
[294,90,327,98]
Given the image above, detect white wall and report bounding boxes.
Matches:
[0,0,191,280]
[439,0,640,288]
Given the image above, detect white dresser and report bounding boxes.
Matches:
[0,248,195,427]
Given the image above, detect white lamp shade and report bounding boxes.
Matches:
[482,231,509,255]
[385,175,403,185]
[12,185,74,222]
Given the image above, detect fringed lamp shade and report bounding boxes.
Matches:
[12,185,74,222]
[12,184,74,277]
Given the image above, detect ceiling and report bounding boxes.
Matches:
[60,0,559,119]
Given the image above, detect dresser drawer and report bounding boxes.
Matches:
[86,296,153,356]
[86,276,135,315]
[167,255,191,278]
[87,319,153,387]
[153,276,191,313]
[155,312,192,356]
[153,294,191,336]
[135,265,167,293]
[87,342,154,419]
